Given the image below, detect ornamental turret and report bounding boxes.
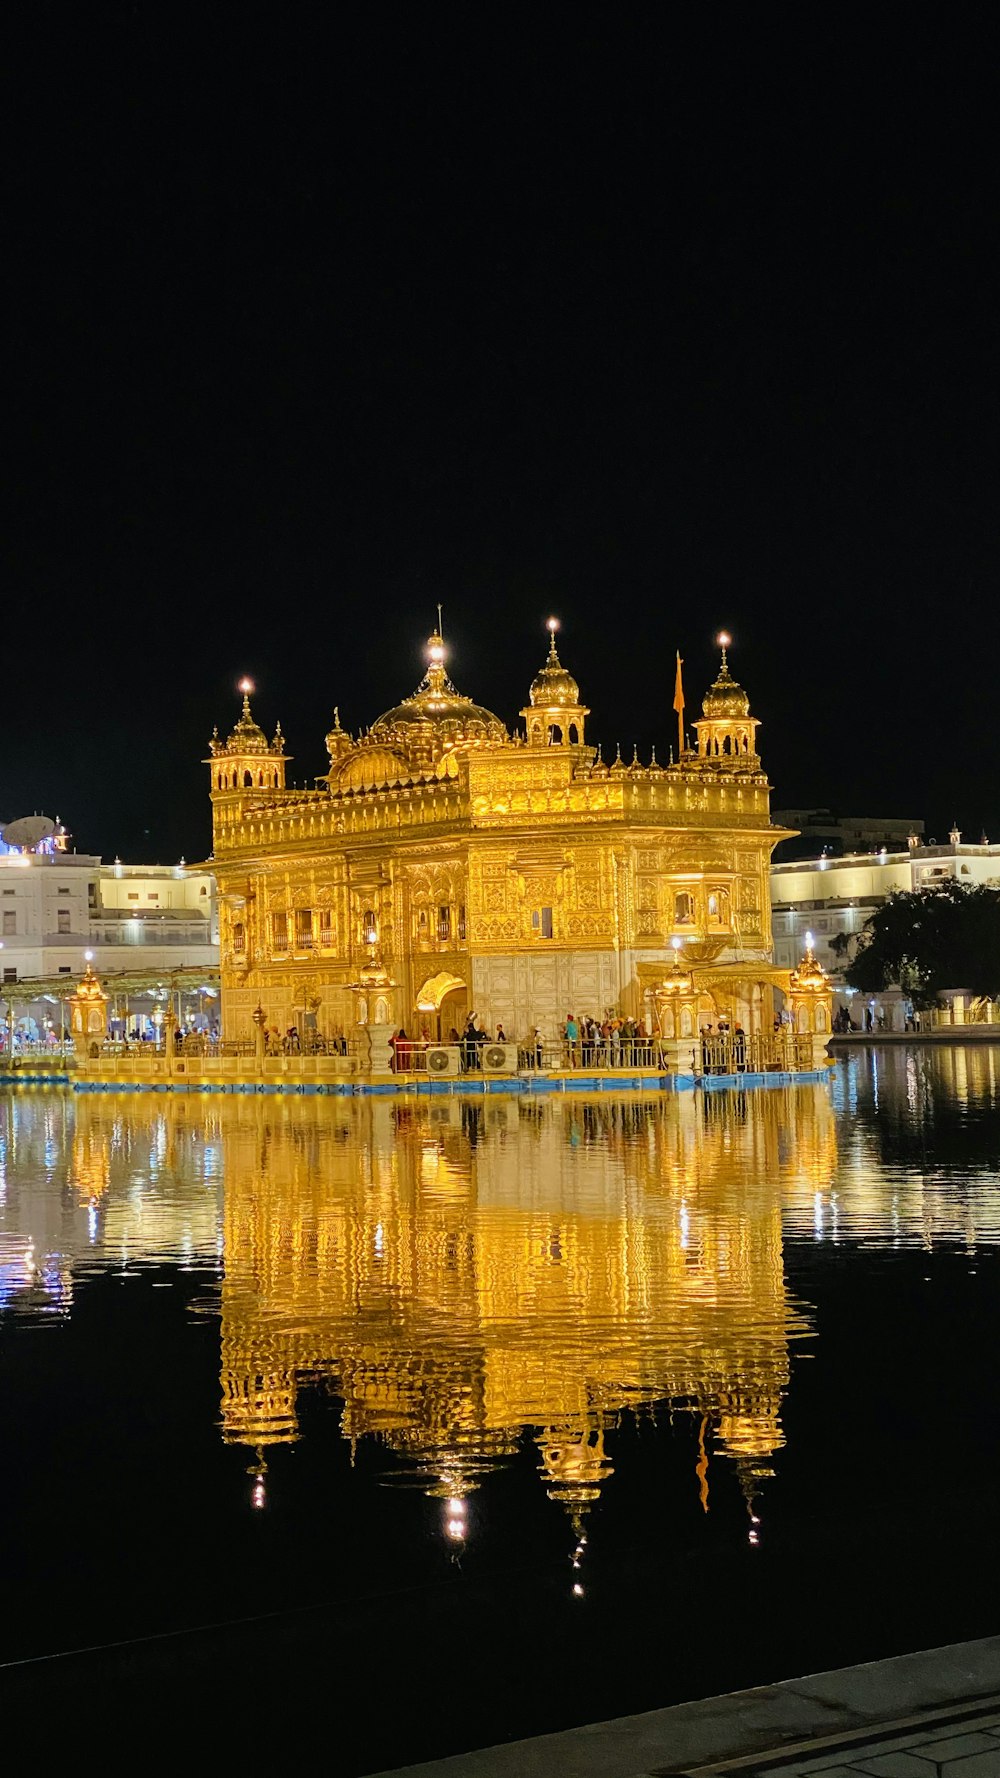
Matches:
[693,633,761,769]
[520,618,590,747]
[324,707,354,768]
[206,679,289,852]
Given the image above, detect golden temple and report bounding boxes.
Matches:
[207,626,807,1048]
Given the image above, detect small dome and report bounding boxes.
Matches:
[227,691,270,755]
[790,939,829,994]
[702,663,750,719]
[529,626,580,708]
[336,745,409,793]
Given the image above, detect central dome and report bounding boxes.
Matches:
[371,633,508,756]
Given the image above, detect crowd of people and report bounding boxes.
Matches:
[698,1018,749,1071]
[558,1013,656,1067]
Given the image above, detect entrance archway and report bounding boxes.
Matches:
[414,971,469,1042]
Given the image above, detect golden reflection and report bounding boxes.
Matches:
[6,1062,1000,1545]
[214,1088,834,1526]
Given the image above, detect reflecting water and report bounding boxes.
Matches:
[1,1049,999,1770]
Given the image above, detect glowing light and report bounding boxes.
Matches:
[252,1479,266,1509]
[572,1583,584,1596]
[446,1518,465,1540]
[546,616,559,634]
[84,950,94,962]
[804,930,814,951]
[671,936,682,952]
[428,640,446,664]
[447,1498,464,1515]
[717,630,731,649]
[238,677,254,694]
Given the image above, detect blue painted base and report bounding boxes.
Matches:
[2,1066,829,1099]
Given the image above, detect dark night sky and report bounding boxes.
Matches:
[5,6,999,862]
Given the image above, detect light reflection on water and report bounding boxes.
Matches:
[1,1050,999,1526]
[2,1048,1000,1766]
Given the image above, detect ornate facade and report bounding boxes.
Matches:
[207,631,794,1043]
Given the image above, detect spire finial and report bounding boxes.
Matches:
[716,630,731,672]
[437,602,443,639]
[238,676,254,719]
[546,615,560,661]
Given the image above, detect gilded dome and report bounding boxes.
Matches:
[702,663,750,719]
[372,633,508,752]
[226,690,270,755]
[336,745,409,793]
[790,941,829,994]
[529,630,580,708]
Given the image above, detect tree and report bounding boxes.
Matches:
[845,881,1000,1006]
[828,931,855,963]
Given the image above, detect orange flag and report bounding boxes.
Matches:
[672,651,685,714]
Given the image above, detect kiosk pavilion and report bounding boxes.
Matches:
[206,625,805,1051]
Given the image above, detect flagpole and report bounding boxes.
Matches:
[673,651,685,761]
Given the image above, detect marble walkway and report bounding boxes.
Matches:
[370,1637,1000,1778]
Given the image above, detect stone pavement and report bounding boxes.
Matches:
[369,1636,1000,1778]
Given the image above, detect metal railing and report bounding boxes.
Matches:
[519,1039,665,1071]
[696,1030,815,1073]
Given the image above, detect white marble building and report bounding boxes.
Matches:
[770,831,1000,1001]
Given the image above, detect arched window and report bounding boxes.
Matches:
[362,908,378,946]
[243,770,253,787]
[674,891,695,925]
[707,889,730,925]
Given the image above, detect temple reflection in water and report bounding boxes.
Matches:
[1,1085,835,1533]
[3,1057,1000,1547]
[215,1089,834,1535]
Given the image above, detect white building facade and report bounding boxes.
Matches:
[0,842,218,1036]
[770,834,1000,1010]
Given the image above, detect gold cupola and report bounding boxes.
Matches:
[225,685,270,755]
[370,630,508,772]
[206,680,289,800]
[694,633,761,769]
[521,618,590,747]
[789,933,829,996]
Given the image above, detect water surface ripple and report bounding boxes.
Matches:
[1,1045,998,1769]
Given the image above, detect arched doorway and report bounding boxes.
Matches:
[414,971,469,1042]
